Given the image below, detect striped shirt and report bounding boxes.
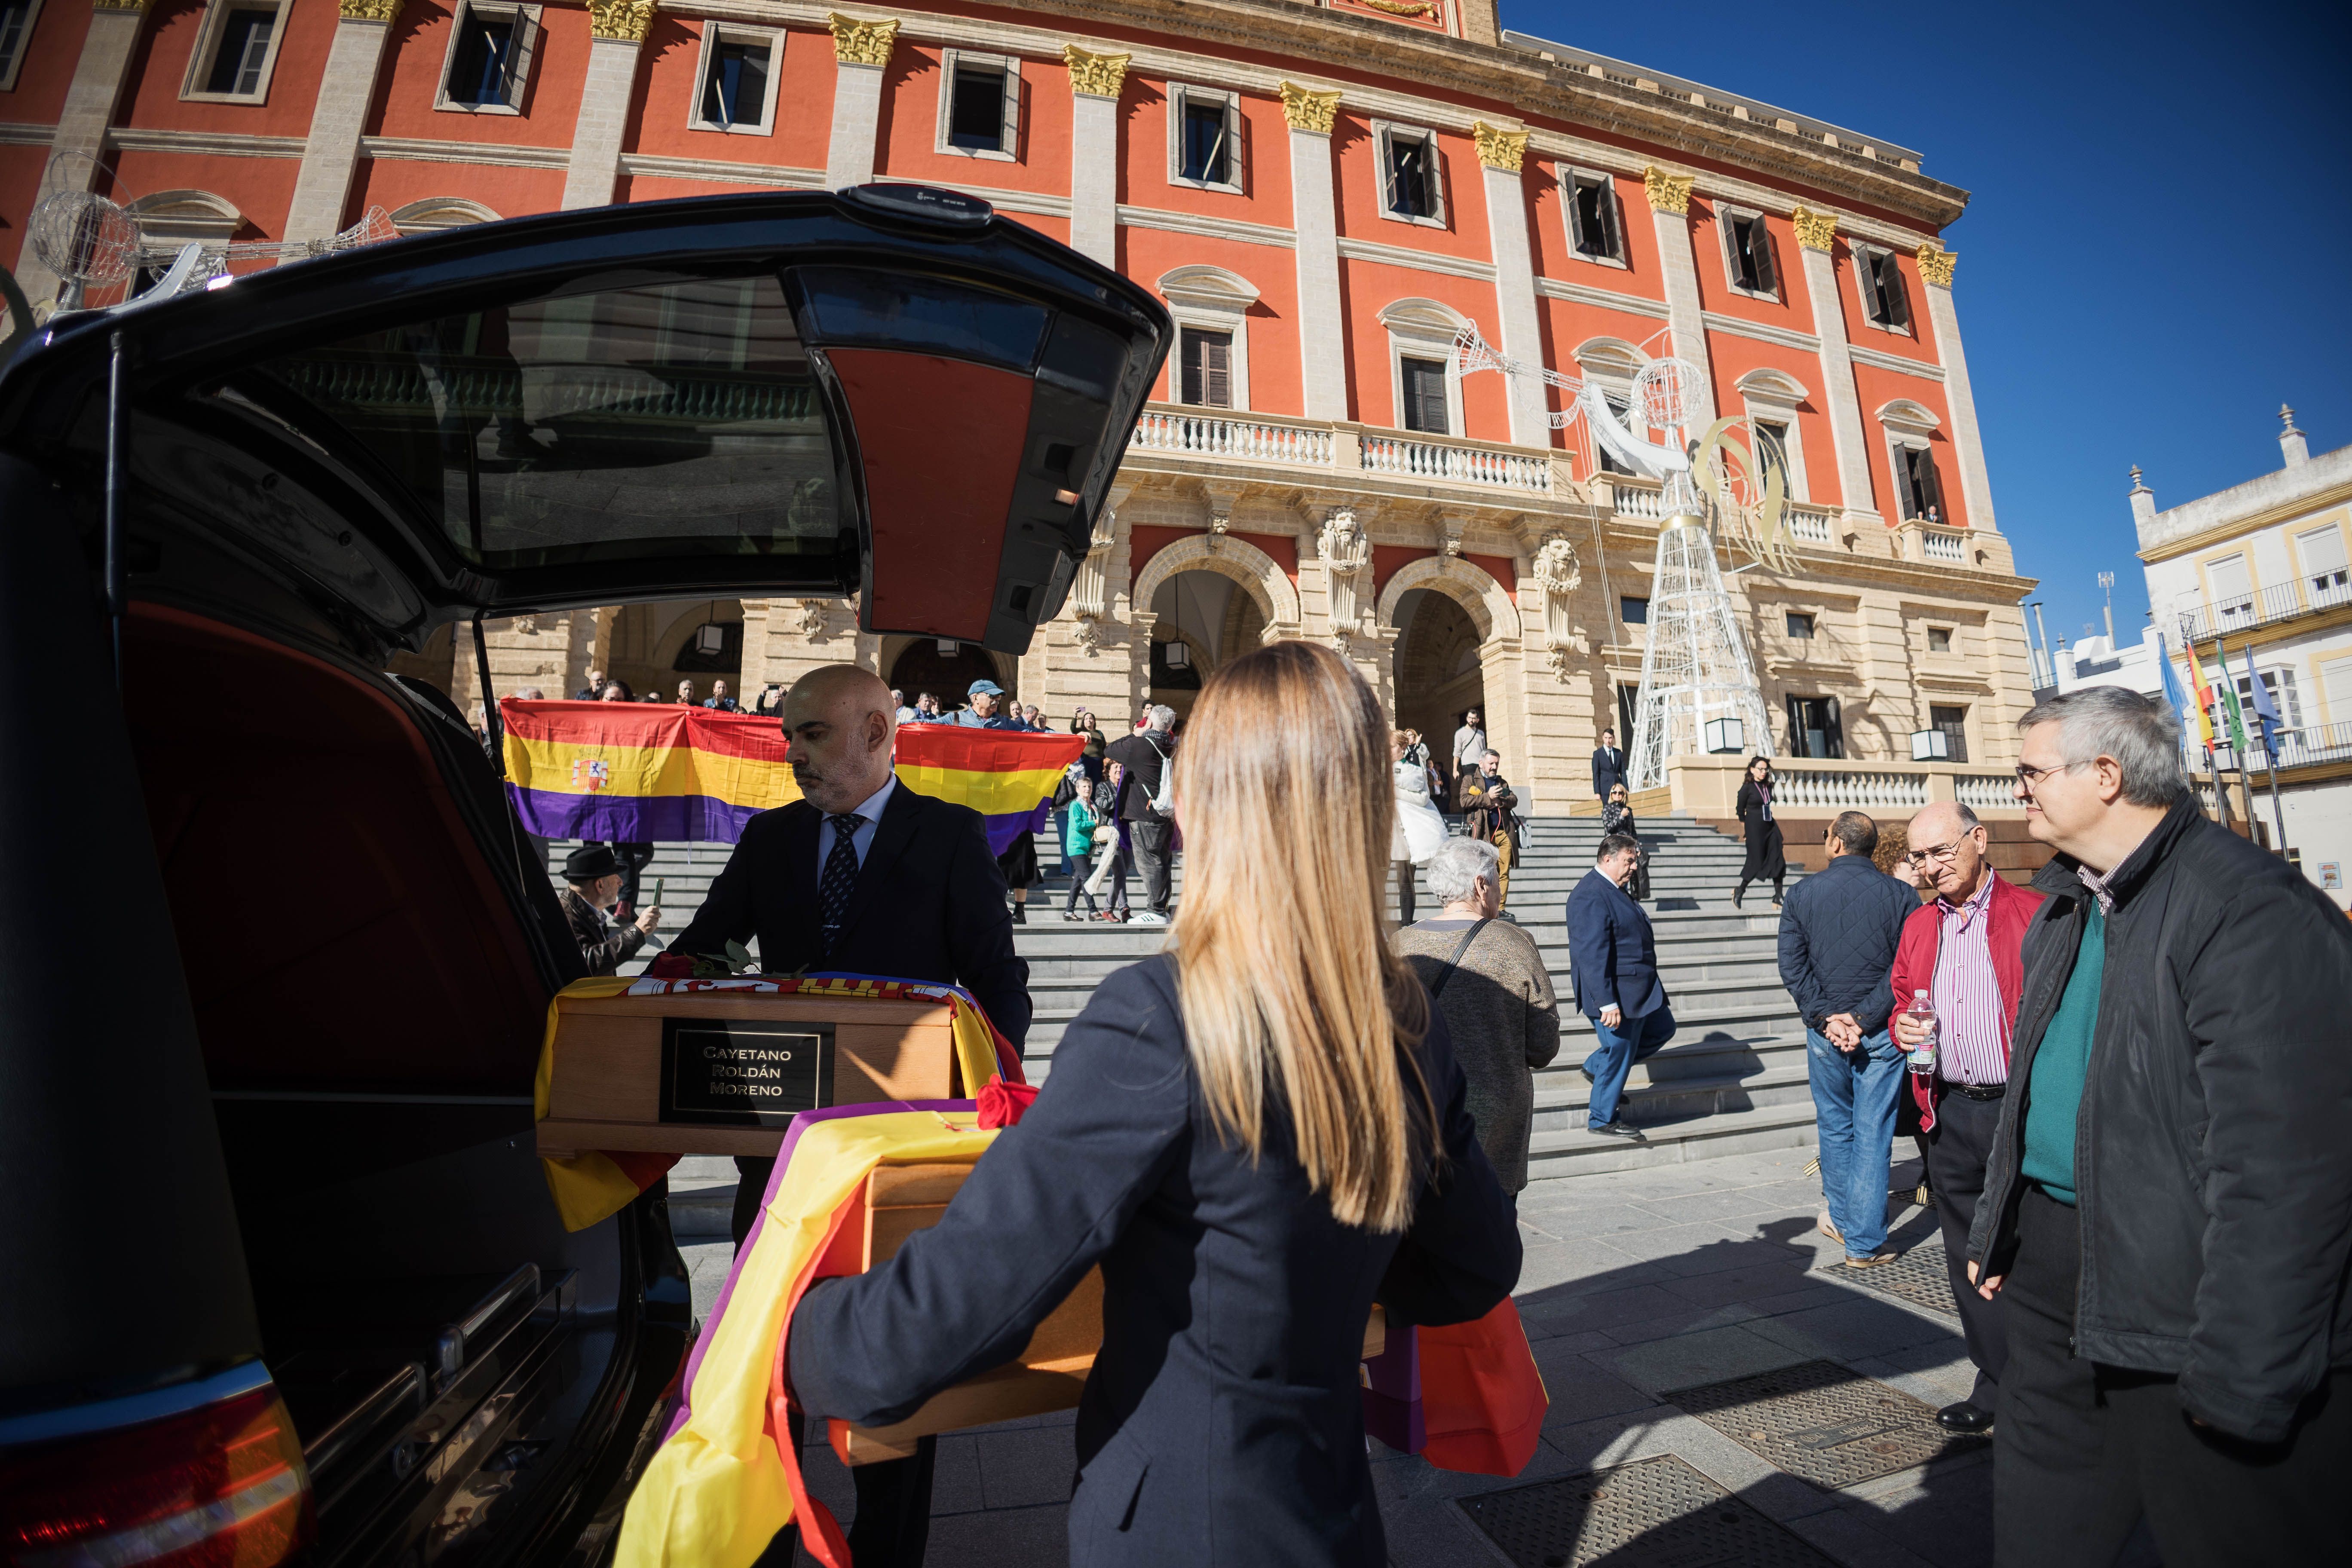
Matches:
[1930,876,2008,1086]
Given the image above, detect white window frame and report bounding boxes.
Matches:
[1381,299,1469,437]
[1715,202,1780,303]
[933,47,1020,161]
[1734,368,1811,503]
[178,0,293,106]
[1166,82,1243,195]
[1370,118,1446,230]
[433,0,542,118]
[2294,522,2349,601]
[1876,399,1943,523]
[0,0,47,94]
[687,23,783,136]
[1851,240,1913,336]
[1559,165,1626,268]
[1157,265,1257,413]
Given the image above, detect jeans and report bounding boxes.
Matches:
[1807,1028,1904,1258]
[1583,1005,1676,1127]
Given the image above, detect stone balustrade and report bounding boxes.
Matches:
[1664,754,2025,818]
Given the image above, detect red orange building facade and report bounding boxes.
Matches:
[4,0,2037,808]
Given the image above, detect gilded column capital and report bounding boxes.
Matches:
[1063,44,1131,98]
[1790,204,1838,252]
[587,0,654,43]
[828,11,900,67]
[1278,81,1341,134]
[89,0,150,12]
[1917,241,1958,288]
[337,0,400,18]
[1472,121,1528,173]
[1641,165,1693,215]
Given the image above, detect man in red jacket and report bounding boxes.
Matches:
[1890,800,2044,1436]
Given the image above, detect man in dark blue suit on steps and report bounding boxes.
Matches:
[1568,832,1675,1139]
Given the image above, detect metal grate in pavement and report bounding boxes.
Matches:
[1664,1360,1984,1490]
[1817,1240,1962,1319]
[1458,1454,1835,1568]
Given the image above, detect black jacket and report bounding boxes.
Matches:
[1967,798,2352,1442]
[673,782,1030,1047]
[1591,746,1626,799]
[1104,731,1174,824]
[1775,854,1917,1035]
[560,887,644,977]
[790,956,1519,1566]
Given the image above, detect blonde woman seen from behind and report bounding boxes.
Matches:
[787,641,1521,1567]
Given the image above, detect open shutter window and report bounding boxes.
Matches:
[1884,256,1912,330]
[1199,331,1231,408]
[1784,695,1805,757]
[1598,182,1620,257]
[1919,448,1946,523]
[1568,181,1596,253]
[1752,220,1777,294]
[1824,696,1844,759]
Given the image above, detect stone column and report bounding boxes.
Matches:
[1792,205,1880,528]
[1064,46,1129,267]
[1640,167,1715,427]
[18,0,150,306]
[1914,242,1996,534]
[1474,122,1547,447]
[559,1,654,209]
[825,12,900,189]
[1282,83,1348,421]
[281,1,404,246]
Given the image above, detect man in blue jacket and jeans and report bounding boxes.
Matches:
[1568,833,1675,1139]
[1777,810,1918,1267]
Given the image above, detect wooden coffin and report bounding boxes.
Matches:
[826,1161,1387,1465]
[536,989,959,1159]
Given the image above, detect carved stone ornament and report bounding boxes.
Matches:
[1439,514,1466,557]
[1791,204,1838,253]
[1531,532,1582,594]
[1472,122,1528,174]
[338,0,400,21]
[1278,81,1341,135]
[1917,241,1958,288]
[795,600,829,638]
[587,0,655,43]
[828,11,900,67]
[513,613,540,636]
[1063,43,1131,98]
[1318,508,1371,641]
[1357,0,1436,15]
[1071,615,1102,654]
[1641,165,1694,216]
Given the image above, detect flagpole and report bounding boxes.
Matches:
[2212,630,2260,838]
[2241,643,2291,856]
[2187,619,2226,825]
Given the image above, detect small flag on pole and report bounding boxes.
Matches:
[2217,643,2251,756]
[2156,631,2193,726]
[2186,648,2217,752]
[2240,643,2283,756]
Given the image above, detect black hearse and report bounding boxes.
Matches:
[0,185,1166,1565]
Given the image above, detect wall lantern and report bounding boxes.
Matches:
[1911,728,1951,761]
[1704,717,1745,755]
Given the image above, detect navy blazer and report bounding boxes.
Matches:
[1590,746,1626,799]
[789,956,1519,1567]
[1775,853,1917,1035]
[1566,867,1666,1019]
[672,781,1030,1047]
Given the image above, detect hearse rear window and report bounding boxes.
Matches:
[259,273,839,569]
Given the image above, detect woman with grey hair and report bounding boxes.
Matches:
[1392,836,1562,1194]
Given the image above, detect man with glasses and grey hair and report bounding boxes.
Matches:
[1966,686,2352,1567]
[1887,799,2044,1437]
[1106,704,1179,924]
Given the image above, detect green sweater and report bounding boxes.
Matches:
[2021,901,2105,1206]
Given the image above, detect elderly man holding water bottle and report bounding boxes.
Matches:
[1889,800,2044,1437]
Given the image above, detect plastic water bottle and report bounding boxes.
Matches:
[1903,990,1938,1076]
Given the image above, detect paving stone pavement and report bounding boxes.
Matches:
[678,1147,1997,1568]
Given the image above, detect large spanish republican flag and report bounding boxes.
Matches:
[499,703,1081,851]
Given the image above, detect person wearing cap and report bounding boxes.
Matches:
[951,677,1021,729]
[559,845,659,976]
[949,679,1041,919]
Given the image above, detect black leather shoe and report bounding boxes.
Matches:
[1588,1121,1645,1140]
[1936,1401,1994,1435]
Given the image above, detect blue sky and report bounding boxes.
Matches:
[1499,0,2352,656]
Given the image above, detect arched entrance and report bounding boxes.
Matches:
[604,598,744,699]
[887,640,1011,710]
[1146,569,1266,720]
[1393,588,1485,794]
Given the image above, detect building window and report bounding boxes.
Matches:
[1399,355,1450,434]
[1855,243,1912,332]
[1563,167,1623,264]
[1753,419,1792,484]
[2204,552,2254,629]
[1927,625,1953,653]
[1372,121,1444,227]
[692,26,782,135]
[936,49,1020,159]
[1896,444,1946,523]
[2295,524,2349,603]
[0,0,45,93]
[1785,611,1814,639]
[1785,695,1844,759]
[1930,704,1970,763]
[1719,207,1778,299]
[435,1,540,116]
[1178,327,1233,408]
[1168,84,1241,193]
[181,0,291,105]
[2233,668,2300,731]
[1620,596,1649,627]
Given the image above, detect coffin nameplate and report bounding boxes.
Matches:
[658,1017,834,1126]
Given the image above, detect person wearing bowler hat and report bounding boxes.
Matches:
[559,844,660,976]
